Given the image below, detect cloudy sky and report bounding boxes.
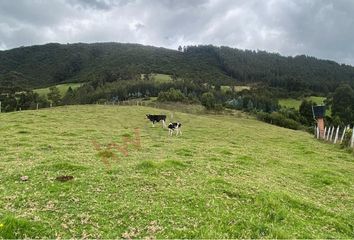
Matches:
[1,0,354,65]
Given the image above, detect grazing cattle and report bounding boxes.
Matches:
[146,114,167,127]
[168,122,182,136]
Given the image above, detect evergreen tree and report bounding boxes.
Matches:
[299,100,316,125]
[62,87,75,105]
[332,84,354,124]
[47,86,61,106]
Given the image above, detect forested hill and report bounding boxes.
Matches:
[1,42,354,93]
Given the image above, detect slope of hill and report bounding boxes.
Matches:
[0,43,230,89]
[1,43,354,93]
[0,105,353,238]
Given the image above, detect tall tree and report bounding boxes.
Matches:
[47,86,61,106]
[299,100,316,125]
[62,87,75,105]
[331,84,354,124]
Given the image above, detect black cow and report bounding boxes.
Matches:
[146,114,167,127]
[168,122,182,136]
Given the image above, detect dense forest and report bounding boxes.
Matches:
[1,42,354,128]
[1,43,354,92]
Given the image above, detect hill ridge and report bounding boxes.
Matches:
[1,42,354,93]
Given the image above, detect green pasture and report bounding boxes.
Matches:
[279,96,326,109]
[141,74,172,83]
[221,85,251,92]
[0,105,353,238]
[34,83,82,97]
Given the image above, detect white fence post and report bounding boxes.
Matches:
[324,127,327,140]
[340,126,347,144]
[330,126,335,142]
[334,126,340,144]
[326,127,331,141]
[351,127,354,148]
[316,127,320,139]
[330,126,334,141]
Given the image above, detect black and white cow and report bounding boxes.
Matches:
[168,122,182,136]
[146,114,167,127]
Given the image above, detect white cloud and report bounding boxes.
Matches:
[0,0,353,65]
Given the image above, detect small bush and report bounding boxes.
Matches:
[341,129,353,148]
[157,88,186,102]
[256,112,301,130]
[201,92,217,110]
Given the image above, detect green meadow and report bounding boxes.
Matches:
[0,105,353,238]
[279,96,326,109]
[140,73,173,83]
[34,83,82,97]
[221,85,251,92]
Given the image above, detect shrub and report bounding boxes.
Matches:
[201,92,216,110]
[256,112,301,130]
[341,128,353,148]
[157,88,186,102]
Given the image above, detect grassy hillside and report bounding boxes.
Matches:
[34,83,82,97]
[0,43,231,89]
[279,96,326,109]
[0,106,353,238]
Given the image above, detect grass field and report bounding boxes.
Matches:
[34,83,82,97]
[141,73,173,83]
[221,85,251,92]
[0,105,353,238]
[279,96,326,109]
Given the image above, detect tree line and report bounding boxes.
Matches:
[1,74,353,131]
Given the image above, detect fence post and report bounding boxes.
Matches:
[329,127,334,141]
[330,126,335,142]
[334,126,340,144]
[326,127,330,141]
[36,103,39,110]
[340,126,347,144]
[351,127,354,148]
[324,127,327,140]
[316,127,320,139]
[0,101,1,113]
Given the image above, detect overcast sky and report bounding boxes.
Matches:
[1,0,353,65]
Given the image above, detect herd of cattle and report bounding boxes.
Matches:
[146,114,182,136]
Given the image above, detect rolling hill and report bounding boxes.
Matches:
[0,105,353,238]
[1,43,354,93]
